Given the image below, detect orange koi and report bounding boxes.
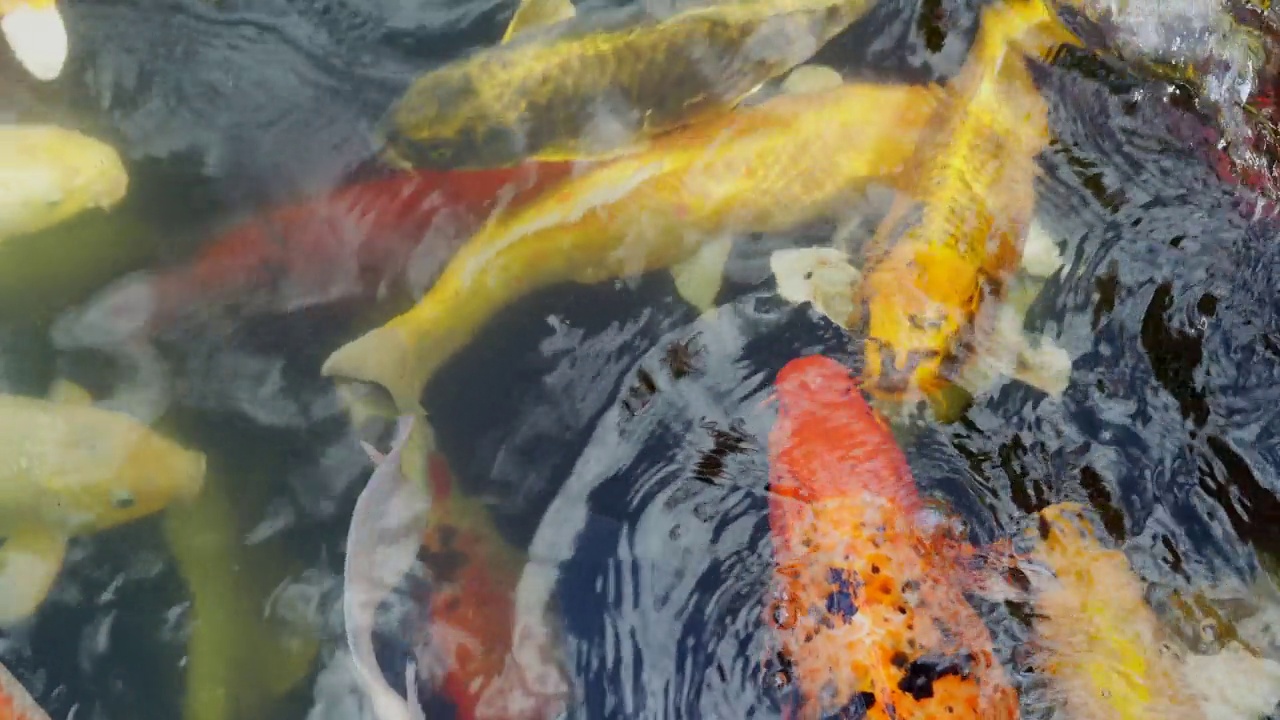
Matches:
[767,354,1018,719]
[0,661,51,720]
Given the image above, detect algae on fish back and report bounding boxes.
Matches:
[381,0,880,169]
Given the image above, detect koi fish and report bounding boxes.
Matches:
[1024,502,1280,720]
[0,380,206,624]
[0,0,65,81]
[344,415,430,720]
[857,0,1078,412]
[0,660,51,720]
[0,125,127,241]
[416,452,566,720]
[324,80,940,413]
[50,163,572,353]
[767,354,1017,719]
[381,0,879,169]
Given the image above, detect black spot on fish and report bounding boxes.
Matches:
[1038,514,1052,541]
[897,653,975,702]
[420,524,468,583]
[824,691,876,719]
[825,567,859,623]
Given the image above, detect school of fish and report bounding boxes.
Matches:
[5,0,1280,716]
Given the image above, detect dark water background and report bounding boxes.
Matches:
[4,0,1280,716]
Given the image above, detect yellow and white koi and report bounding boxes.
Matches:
[0,125,128,241]
[324,80,938,412]
[0,380,206,623]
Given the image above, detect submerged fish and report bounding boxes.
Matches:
[50,163,571,352]
[416,453,566,719]
[766,355,1017,719]
[0,0,66,81]
[856,0,1078,412]
[1024,502,1280,720]
[382,0,879,169]
[0,382,206,623]
[0,125,128,241]
[324,80,939,412]
[0,660,51,720]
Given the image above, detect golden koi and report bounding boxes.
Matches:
[0,125,128,241]
[1025,502,1280,720]
[858,0,1079,411]
[381,0,879,169]
[0,0,66,81]
[0,382,206,624]
[767,355,1018,719]
[324,80,939,412]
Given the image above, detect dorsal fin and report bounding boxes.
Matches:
[502,0,576,42]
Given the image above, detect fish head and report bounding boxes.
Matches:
[48,409,207,532]
[1027,501,1104,567]
[770,355,919,508]
[53,128,130,211]
[861,245,980,407]
[382,64,527,170]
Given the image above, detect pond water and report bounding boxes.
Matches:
[4,0,1280,717]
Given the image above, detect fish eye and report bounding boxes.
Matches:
[111,490,136,509]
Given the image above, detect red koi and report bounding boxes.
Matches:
[418,454,564,720]
[52,162,574,348]
[766,355,1018,720]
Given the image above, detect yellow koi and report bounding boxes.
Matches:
[0,125,128,241]
[1026,502,1280,720]
[0,0,66,81]
[324,80,939,412]
[381,0,879,169]
[854,0,1079,415]
[0,382,206,624]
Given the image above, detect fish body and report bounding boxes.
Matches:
[417,453,564,720]
[0,391,206,623]
[0,0,66,81]
[50,163,571,351]
[382,0,879,169]
[0,126,127,241]
[325,81,939,412]
[767,355,1017,719]
[859,0,1076,407]
[0,660,51,720]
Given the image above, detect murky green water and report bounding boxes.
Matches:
[5,0,1280,717]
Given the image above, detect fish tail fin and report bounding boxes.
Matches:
[1,0,66,81]
[323,326,427,415]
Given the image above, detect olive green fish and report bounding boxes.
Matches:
[381,0,879,169]
[0,125,128,241]
[0,380,206,623]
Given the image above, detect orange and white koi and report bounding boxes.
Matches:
[766,354,1018,719]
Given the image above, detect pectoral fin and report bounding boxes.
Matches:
[1020,217,1064,278]
[502,0,575,42]
[0,526,68,624]
[670,236,733,314]
[1013,335,1072,398]
[781,64,844,95]
[47,377,94,405]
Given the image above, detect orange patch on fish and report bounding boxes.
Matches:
[0,661,51,720]
[767,355,1017,719]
